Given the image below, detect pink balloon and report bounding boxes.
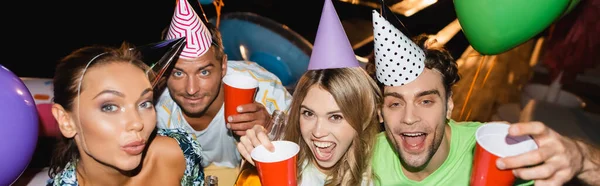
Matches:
[20,78,59,137]
[37,104,60,137]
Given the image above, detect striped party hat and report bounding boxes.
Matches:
[165,0,212,59]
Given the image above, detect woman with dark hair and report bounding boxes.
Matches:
[47,43,204,185]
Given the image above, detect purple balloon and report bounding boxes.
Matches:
[0,65,39,185]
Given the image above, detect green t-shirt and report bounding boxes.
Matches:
[372,120,533,186]
[372,120,481,185]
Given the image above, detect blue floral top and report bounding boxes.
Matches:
[47,128,204,186]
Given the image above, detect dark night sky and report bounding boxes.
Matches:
[3,0,178,78]
[2,0,467,79]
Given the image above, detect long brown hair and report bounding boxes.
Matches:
[283,67,382,185]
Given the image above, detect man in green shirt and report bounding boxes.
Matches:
[369,9,600,186]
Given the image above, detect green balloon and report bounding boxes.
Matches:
[454,0,570,55]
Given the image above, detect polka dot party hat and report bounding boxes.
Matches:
[372,10,425,86]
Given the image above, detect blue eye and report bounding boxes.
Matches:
[101,104,119,112]
[200,70,210,76]
[140,101,153,109]
[173,71,184,77]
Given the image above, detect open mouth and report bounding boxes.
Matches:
[401,132,427,151]
[313,141,336,161]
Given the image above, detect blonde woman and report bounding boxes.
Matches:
[236,0,382,184]
[237,67,382,186]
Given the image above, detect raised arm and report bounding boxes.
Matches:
[497,121,600,186]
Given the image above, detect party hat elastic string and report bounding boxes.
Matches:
[75,52,108,153]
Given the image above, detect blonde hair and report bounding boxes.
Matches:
[284,67,382,185]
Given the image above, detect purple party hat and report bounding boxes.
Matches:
[307,0,359,70]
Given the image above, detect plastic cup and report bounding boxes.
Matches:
[251,141,299,186]
[223,74,258,123]
[470,122,538,186]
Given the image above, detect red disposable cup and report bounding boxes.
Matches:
[223,74,258,123]
[251,140,299,186]
[471,122,538,186]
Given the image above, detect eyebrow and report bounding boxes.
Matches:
[383,92,403,100]
[140,88,153,97]
[93,90,124,99]
[173,63,214,73]
[383,89,440,100]
[416,89,440,98]
[93,88,153,100]
[300,105,341,115]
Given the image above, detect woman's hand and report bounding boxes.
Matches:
[236,125,274,166]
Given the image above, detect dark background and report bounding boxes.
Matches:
[1,0,468,79]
